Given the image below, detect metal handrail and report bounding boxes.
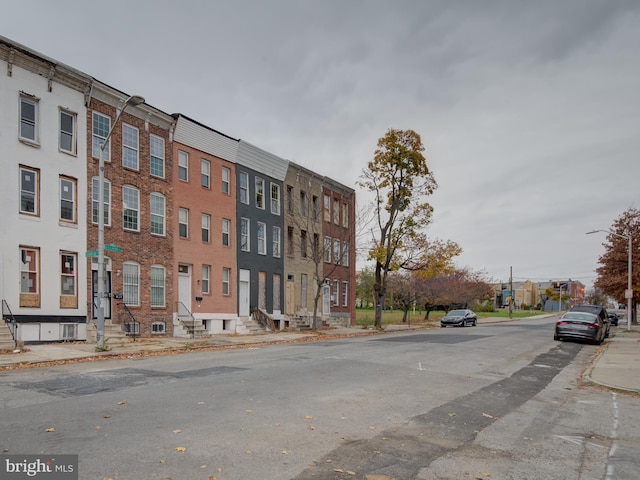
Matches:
[175,301,197,338]
[118,302,139,340]
[1,299,18,348]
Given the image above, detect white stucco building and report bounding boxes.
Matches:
[1,36,92,342]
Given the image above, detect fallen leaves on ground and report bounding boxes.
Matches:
[45,427,55,432]
[175,447,186,452]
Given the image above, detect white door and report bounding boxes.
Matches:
[239,269,250,316]
[178,265,191,315]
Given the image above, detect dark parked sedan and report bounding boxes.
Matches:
[608,313,619,326]
[554,311,607,344]
[440,309,477,327]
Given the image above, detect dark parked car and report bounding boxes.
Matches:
[440,309,478,328]
[554,311,607,344]
[570,304,610,337]
[607,313,619,326]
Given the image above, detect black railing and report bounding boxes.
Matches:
[119,302,139,340]
[1,299,18,348]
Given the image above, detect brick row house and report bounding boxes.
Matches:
[1,35,356,344]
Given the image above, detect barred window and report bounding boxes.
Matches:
[151,265,166,307]
[123,262,140,306]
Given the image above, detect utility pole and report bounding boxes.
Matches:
[509,266,513,319]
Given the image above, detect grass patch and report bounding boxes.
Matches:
[355,308,547,327]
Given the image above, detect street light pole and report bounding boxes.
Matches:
[586,229,633,331]
[96,95,144,350]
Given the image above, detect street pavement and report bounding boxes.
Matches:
[1,315,638,394]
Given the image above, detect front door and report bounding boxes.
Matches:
[178,265,191,315]
[238,269,250,316]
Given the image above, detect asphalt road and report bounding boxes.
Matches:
[1,316,639,479]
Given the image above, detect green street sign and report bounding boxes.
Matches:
[104,243,123,252]
[85,250,99,257]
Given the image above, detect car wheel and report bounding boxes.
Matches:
[553,335,560,341]
[472,319,477,326]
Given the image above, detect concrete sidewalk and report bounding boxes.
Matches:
[1,316,638,394]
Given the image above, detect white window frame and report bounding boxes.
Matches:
[92,111,110,159]
[150,134,165,178]
[122,185,140,231]
[150,192,166,236]
[122,123,139,170]
[178,150,189,181]
[150,265,166,307]
[202,213,211,243]
[152,322,166,334]
[20,247,39,295]
[123,262,140,306]
[59,109,76,155]
[59,176,76,223]
[239,172,249,204]
[222,218,230,246]
[222,267,231,296]
[222,166,230,194]
[19,95,38,144]
[257,221,267,255]
[333,239,341,265]
[271,183,280,215]
[323,194,331,222]
[333,279,340,306]
[342,203,349,227]
[201,159,210,188]
[202,265,210,294]
[20,166,39,216]
[342,281,348,307]
[92,177,111,226]
[179,208,189,239]
[333,198,340,224]
[342,241,349,266]
[272,226,281,258]
[240,217,250,252]
[255,177,265,209]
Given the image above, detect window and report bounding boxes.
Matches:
[286,185,293,213]
[300,191,307,216]
[178,150,189,181]
[91,177,111,225]
[272,226,281,258]
[333,198,340,224]
[342,241,349,266]
[324,237,331,263]
[201,159,210,188]
[301,274,308,309]
[323,194,331,221]
[222,166,230,194]
[222,218,230,246]
[123,262,140,306]
[20,247,39,295]
[179,208,189,238]
[152,322,166,334]
[342,281,348,307]
[301,230,307,258]
[59,110,76,154]
[202,213,211,243]
[150,193,166,235]
[333,280,340,306]
[255,178,265,209]
[122,123,139,169]
[202,265,210,294]
[60,253,76,296]
[271,183,280,215]
[59,176,76,223]
[222,267,231,295]
[150,134,165,178]
[19,95,38,143]
[313,233,320,258]
[19,166,38,215]
[151,265,166,307]
[122,186,140,231]
[239,172,249,204]
[240,218,250,251]
[257,222,266,255]
[92,112,110,159]
[342,203,349,227]
[312,195,319,220]
[273,273,281,311]
[287,226,294,256]
[333,239,341,264]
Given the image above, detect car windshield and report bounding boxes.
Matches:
[448,310,466,316]
[562,312,597,322]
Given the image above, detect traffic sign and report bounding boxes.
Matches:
[85,250,99,257]
[104,243,123,252]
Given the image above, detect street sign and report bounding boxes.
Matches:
[104,243,123,252]
[85,250,99,257]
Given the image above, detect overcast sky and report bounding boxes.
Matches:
[3,0,639,287]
